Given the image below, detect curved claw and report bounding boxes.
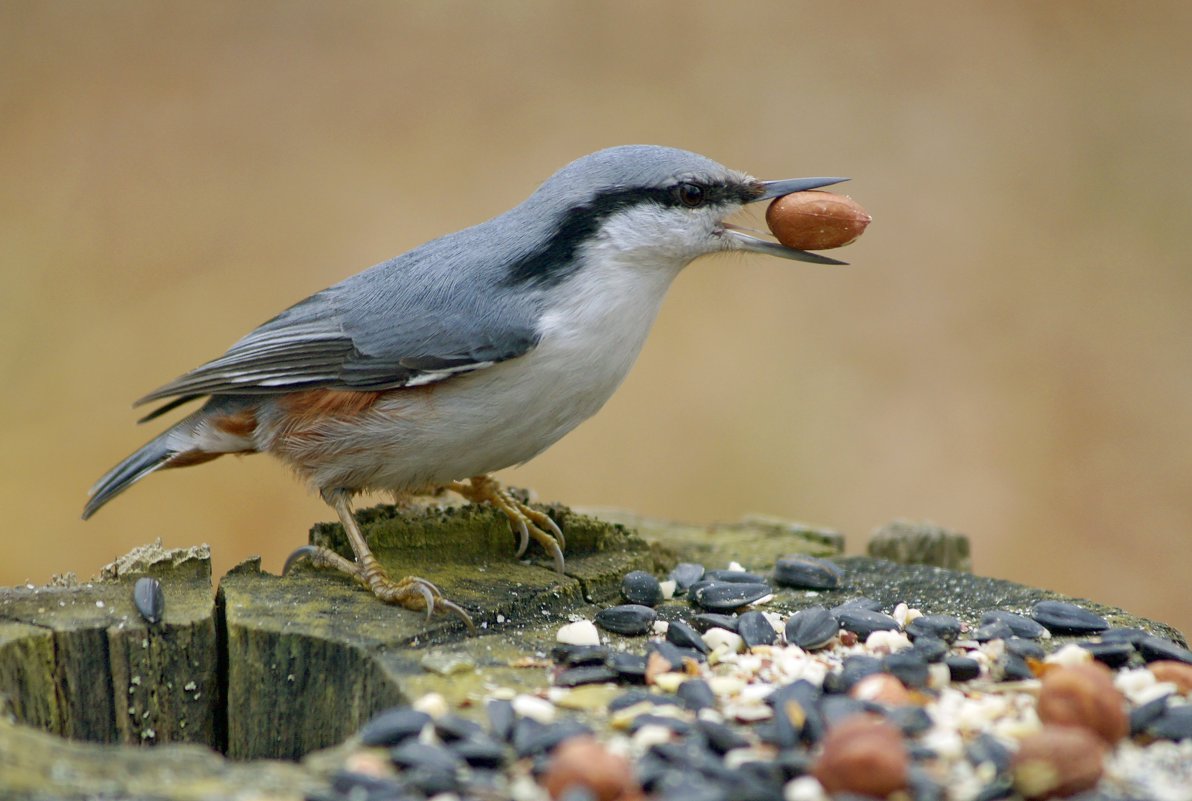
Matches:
[546,539,565,575]
[283,545,320,575]
[438,598,476,633]
[512,516,530,558]
[541,512,565,551]
[413,580,437,620]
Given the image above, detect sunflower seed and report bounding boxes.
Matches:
[773,554,842,590]
[594,604,657,635]
[1030,600,1108,635]
[621,570,663,606]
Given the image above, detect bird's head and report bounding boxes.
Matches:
[510,145,846,287]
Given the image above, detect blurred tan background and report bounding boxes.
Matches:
[2,3,1189,636]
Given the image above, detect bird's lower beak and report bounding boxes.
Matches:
[721,176,851,265]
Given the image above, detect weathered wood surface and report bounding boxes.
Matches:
[13,504,1181,801]
[0,542,219,748]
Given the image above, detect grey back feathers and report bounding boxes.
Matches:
[137,145,746,410]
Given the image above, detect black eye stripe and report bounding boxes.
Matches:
[504,179,757,288]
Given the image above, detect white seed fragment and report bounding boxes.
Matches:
[703,628,745,654]
[1045,642,1093,666]
[511,693,555,724]
[412,692,449,719]
[555,620,600,646]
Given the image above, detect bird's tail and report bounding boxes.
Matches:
[82,430,178,519]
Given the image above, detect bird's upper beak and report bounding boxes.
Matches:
[722,176,850,265]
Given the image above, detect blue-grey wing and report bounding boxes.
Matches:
[133,248,541,413]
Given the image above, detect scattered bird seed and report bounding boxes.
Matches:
[704,569,766,584]
[621,570,664,607]
[1077,640,1135,668]
[676,678,716,711]
[691,613,738,633]
[905,614,963,643]
[831,596,883,614]
[594,604,657,635]
[1145,705,1192,741]
[736,611,776,649]
[608,652,648,683]
[554,664,620,687]
[668,562,705,594]
[911,636,949,663]
[945,656,982,682]
[690,582,772,612]
[665,620,710,654]
[358,706,430,747]
[882,651,930,689]
[836,607,900,638]
[1004,637,1046,661]
[1137,635,1192,665]
[973,620,1015,643]
[132,577,164,625]
[980,610,1047,639]
[772,554,842,590]
[1030,600,1108,635]
[784,606,839,651]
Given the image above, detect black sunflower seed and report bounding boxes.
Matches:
[648,640,706,670]
[1146,705,1192,741]
[630,714,692,736]
[692,613,739,633]
[669,562,706,593]
[691,582,772,612]
[550,644,610,666]
[889,706,933,737]
[621,570,664,606]
[486,699,515,742]
[999,654,1034,682]
[1004,637,1046,661]
[666,620,710,653]
[358,706,431,747]
[819,695,867,728]
[904,614,963,643]
[513,718,591,758]
[784,606,839,651]
[980,610,1047,639]
[1099,627,1150,646]
[705,569,767,584]
[554,664,620,687]
[1030,600,1108,635]
[696,718,749,754]
[389,740,463,772]
[737,611,777,648]
[594,604,657,635]
[831,596,882,615]
[1129,694,1170,736]
[608,651,648,683]
[1077,640,1135,668]
[945,656,982,682]
[132,577,165,624]
[772,554,842,590]
[912,636,949,663]
[449,737,506,768]
[676,678,716,711]
[883,651,930,689]
[1137,635,1192,665]
[836,654,883,692]
[609,690,677,712]
[973,621,1015,643]
[836,607,900,638]
[434,714,485,742]
[966,732,1013,772]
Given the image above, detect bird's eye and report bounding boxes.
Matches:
[676,182,705,208]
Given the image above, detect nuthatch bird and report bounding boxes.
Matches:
[84,145,847,628]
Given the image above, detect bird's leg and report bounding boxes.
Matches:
[284,488,474,630]
[449,475,566,574]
